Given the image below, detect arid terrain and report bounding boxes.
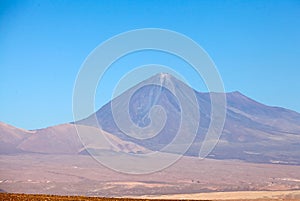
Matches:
[1,75,300,199]
[2,1,300,200]
[1,192,300,201]
[1,154,300,198]
[137,190,300,200]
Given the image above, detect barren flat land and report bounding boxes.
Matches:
[1,154,300,200]
[1,192,300,201]
[137,190,300,200]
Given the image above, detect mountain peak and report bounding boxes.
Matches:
[157,72,172,83]
[138,72,184,91]
[147,72,187,89]
[158,72,171,79]
[229,91,243,95]
[151,72,173,81]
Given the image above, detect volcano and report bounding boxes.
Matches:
[76,73,300,165]
[1,73,300,164]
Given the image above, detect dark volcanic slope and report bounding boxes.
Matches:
[214,91,300,164]
[78,73,300,165]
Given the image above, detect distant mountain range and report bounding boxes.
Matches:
[0,122,149,155]
[1,73,300,165]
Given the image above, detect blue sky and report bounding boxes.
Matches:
[1,0,300,130]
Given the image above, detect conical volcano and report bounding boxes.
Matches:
[77,73,300,165]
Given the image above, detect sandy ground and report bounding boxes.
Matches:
[135,190,300,200]
[1,192,300,201]
[1,154,300,197]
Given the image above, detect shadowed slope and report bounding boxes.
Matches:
[78,73,300,164]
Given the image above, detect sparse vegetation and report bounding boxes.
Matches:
[0,193,211,201]
[1,193,300,201]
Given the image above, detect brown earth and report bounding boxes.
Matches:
[1,192,300,201]
[1,154,300,197]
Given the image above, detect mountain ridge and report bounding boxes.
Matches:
[0,122,150,155]
[78,73,300,165]
[1,73,300,165]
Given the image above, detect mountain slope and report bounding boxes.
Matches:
[78,73,300,165]
[0,122,33,154]
[0,122,149,155]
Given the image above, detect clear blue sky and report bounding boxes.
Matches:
[1,0,300,130]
